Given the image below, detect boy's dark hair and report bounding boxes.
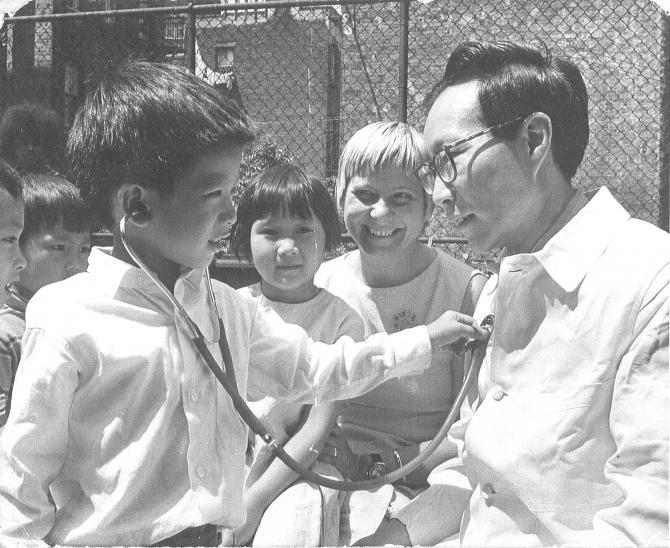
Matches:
[230,163,341,260]
[0,159,22,201]
[0,103,64,173]
[19,173,91,246]
[425,41,589,180]
[67,60,256,228]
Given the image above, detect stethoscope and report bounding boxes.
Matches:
[120,212,493,491]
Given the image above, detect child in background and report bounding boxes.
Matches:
[0,173,91,429]
[0,61,484,547]
[0,160,25,428]
[0,161,25,308]
[228,164,364,546]
[0,103,64,175]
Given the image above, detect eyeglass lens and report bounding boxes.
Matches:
[416,164,436,195]
[435,150,456,185]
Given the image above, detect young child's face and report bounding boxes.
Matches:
[14,137,47,173]
[18,223,91,295]
[0,189,25,306]
[250,212,326,303]
[145,144,243,271]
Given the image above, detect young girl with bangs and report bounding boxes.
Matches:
[229,163,364,546]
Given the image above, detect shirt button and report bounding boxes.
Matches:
[196,466,206,479]
[190,389,199,402]
[491,386,505,401]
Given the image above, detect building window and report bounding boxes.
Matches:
[164,15,185,46]
[215,43,235,71]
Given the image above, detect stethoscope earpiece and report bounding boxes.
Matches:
[128,203,150,224]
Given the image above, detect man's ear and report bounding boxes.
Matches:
[523,112,552,178]
[116,184,152,227]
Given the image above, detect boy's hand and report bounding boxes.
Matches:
[426,310,487,353]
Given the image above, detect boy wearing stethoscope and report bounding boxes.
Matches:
[0,60,485,547]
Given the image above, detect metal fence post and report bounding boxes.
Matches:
[397,0,409,123]
[325,9,342,180]
[0,22,7,113]
[660,12,669,232]
[185,4,196,74]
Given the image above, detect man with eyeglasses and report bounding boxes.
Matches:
[382,41,668,546]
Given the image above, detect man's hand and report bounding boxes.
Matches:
[426,310,487,353]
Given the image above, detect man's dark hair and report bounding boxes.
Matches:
[230,163,341,260]
[67,60,256,228]
[0,103,64,173]
[425,41,589,180]
[19,173,91,247]
[0,159,22,201]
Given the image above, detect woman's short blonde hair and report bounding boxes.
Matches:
[336,121,429,209]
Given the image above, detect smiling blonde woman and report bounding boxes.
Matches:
[315,121,486,546]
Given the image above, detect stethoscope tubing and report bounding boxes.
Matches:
[120,214,492,491]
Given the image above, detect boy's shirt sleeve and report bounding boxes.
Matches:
[0,334,20,429]
[0,327,79,543]
[244,296,432,404]
[0,317,24,429]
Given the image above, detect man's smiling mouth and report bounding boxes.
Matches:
[454,214,475,230]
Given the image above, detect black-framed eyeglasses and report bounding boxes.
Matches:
[417,115,526,195]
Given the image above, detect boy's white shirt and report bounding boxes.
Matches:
[0,247,430,547]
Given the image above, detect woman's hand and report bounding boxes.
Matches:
[317,424,364,480]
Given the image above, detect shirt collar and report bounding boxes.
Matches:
[87,247,220,343]
[522,187,630,292]
[529,189,589,253]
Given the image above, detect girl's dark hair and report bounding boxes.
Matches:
[19,173,91,247]
[230,163,340,260]
[0,103,63,173]
[0,159,22,201]
[67,60,256,228]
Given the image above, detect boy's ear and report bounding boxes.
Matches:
[117,185,151,227]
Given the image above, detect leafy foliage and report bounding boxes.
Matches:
[236,135,297,203]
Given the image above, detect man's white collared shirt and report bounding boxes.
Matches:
[448,187,668,546]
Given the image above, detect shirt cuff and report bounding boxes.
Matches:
[386,325,432,377]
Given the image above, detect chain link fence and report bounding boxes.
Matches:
[1,0,668,275]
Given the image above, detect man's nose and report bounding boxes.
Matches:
[431,180,455,209]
